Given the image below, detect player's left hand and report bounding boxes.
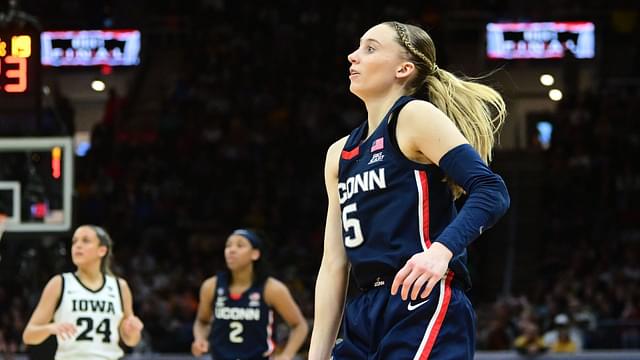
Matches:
[121,315,144,336]
[391,242,453,301]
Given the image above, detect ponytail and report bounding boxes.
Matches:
[426,69,506,197]
[386,21,506,198]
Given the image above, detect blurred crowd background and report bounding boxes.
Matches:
[0,0,639,357]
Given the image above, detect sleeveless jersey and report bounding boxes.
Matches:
[338,96,471,289]
[210,272,274,360]
[53,272,124,360]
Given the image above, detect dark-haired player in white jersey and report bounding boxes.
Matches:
[191,229,308,359]
[23,225,143,359]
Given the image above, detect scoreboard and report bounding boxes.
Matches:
[41,29,141,67]
[486,22,595,60]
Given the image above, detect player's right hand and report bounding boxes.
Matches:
[391,242,452,301]
[191,338,209,356]
[50,322,77,341]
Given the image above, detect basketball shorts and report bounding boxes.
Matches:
[332,273,475,360]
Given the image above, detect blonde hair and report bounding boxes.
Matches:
[385,21,507,198]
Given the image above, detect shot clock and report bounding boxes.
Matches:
[0,31,38,94]
[0,28,41,135]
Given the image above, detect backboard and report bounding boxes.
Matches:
[0,137,73,232]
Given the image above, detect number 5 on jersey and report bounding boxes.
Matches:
[343,203,364,248]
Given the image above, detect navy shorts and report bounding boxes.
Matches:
[332,273,476,360]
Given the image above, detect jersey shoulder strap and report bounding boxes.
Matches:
[54,273,67,311]
[212,271,230,303]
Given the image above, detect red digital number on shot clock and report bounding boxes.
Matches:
[0,34,31,93]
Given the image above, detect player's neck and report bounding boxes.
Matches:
[364,88,406,137]
[75,266,104,288]
[230,267,254,288]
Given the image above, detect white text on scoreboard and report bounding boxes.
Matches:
[486,22,595,60]
[41,29,140,67]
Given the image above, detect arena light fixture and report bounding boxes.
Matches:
[91,79,106,92]
[549,89,563,101]
[540,74,554,86]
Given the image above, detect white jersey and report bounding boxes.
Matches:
[53,272,124,360]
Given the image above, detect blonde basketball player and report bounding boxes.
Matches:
[309,21,509,360]
[23,225,143,359]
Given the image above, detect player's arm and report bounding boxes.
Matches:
[309,137,350,360]
[264,278,309,360]
[391,100,510,300]
[118,278,143,347]
[192,276,216,356]
[23,275,75,344]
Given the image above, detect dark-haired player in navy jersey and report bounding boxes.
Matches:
[309,21,510,360]
[192,229,308,360]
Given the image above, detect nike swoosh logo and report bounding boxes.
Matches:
[407,299,430,311]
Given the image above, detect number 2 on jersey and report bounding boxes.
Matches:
[229,321,244,343]
[342,203,364,248]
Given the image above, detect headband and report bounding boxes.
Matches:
[232,229,263,250]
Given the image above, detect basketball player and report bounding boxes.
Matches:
[23,225,143,359]
[191,229,309,359]
[309,21,510,359]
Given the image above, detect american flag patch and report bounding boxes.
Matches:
[371,137,384,152]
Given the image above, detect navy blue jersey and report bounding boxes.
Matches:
[338,96,471,290]
[210,272,274,360]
